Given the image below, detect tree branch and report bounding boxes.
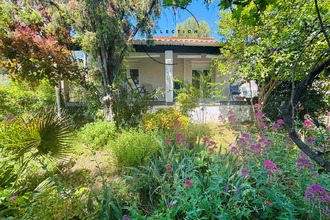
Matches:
[128,0,158,42]
[281,57,330,172]
[315,0,330,47]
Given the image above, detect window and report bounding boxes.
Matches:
[129,69,139,87]
[192,69,211,89]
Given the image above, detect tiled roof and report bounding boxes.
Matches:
[152,36,216,43]
[133,36,219,47]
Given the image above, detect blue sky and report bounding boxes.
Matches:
[136,1,222,41]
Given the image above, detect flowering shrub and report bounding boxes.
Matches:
[141,107,189,134]
[304,184,330,216]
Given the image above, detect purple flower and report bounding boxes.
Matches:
[4,116,15,121]
[255,112,264,121]
[241,169,250,178]
[241,133,250,139]
[305,137,316,144]
[264,160,276,168]
[264,160,281,178]
[271,123,281,131]
[277,119,285,124]
[286,137,292,142]
[297,158,314,171]
[304,184,330,215]
[258,122,265,128]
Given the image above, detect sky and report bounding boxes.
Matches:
[136,1,222,41]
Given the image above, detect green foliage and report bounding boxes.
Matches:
[108,129,159,171]
[87,182,123,220]
[175,91,200,116]
[113,87,153,129]
[185,123,212,144]
[263,81,328,121]
[126,113,330,219]
[64,0,162,120]
[76,121,117,150]
[174,66,226,116]
[0,1,82,86]
[141,107,189,134]
[174,17,211,37]
[217,0,330,107]
[0,80,55,120]
[0,110,74,185]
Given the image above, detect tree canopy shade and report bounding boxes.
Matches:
[217,0,330,108]
[174,17,211,37]
[215,0,330,171]
[62,0,162,120]
[0,1,82,87]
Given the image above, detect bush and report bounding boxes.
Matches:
[0,80,55,120]
[126,111,330,219]
[141,107,189,135]
[76,121,117,150]
[185,123,212,145]
[109,129,159,171]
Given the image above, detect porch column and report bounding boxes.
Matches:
[165,50,173,102]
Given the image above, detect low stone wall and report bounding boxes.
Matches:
[151,101,253,123]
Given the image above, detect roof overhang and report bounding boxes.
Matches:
[132,42,221,54]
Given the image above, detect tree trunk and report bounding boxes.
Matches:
[281,57,330,172]
[55,81,61,118]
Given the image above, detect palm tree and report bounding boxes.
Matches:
[0,110,74,186]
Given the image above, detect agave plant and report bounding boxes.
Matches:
[0,110,73,184]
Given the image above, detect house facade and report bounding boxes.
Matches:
[125,37,257,122]
[126,37,229,103]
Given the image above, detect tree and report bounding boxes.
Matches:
[0,1,83,116]
[215,0,330,171]
[0,1,81,87]
[217,1,329,108]
[174,17,211,37]
[62,0,161,121]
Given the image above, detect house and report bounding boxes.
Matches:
[127,36,222,103]
[67,36,257,122]
[125,36,257,122]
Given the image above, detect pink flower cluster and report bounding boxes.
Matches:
[227,110,240,125]
[264,160,281,180]
[255,112,268,129]
[166,138,172,145]
[166,166,173,172]
[254,103,262,112]
[304,120,315,130]
[304,184,330,216]
[305,136,316,144]
[297,158,314,171]
[172,119,182,132]
[271,123,281,131]
[175,133,187,146]
[241,169,250,178]
[264,201,272,206]
[202,137,218,152]
[232,133,271,158]
[184,180,194,189]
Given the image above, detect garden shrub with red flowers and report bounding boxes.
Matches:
[125,106,329,219]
